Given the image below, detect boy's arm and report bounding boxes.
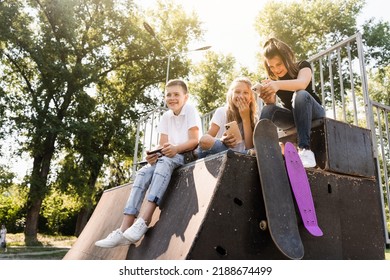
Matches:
[161,126,199,157]
[159,134,168,147]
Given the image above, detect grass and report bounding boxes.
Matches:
[0,233,76,260]
[5,233,77,247]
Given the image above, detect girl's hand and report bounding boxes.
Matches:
[251,82,263,93]
[262,81,279,95]
[253,81,277,105]
[221,133,238,148]
[260,91,276,104]
[236,96,251,121]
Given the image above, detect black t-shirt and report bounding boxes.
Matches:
[276,60,321,110]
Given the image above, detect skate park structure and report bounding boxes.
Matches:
[64,33,389,260]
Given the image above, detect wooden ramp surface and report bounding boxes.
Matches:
[64,151,266,260]
[63,184,132,260]
[64,150,385,260]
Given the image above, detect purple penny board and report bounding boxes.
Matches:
[284,142,323,237]
[254,120,304,260]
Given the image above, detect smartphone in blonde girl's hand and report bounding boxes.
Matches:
[225,121,242,143]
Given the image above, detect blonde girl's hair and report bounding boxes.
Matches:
[226,77,258,130]
[262,38,299,80]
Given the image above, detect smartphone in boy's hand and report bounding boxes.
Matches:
[146,148,164,157]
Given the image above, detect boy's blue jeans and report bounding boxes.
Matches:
[124,154,184,216]
[260,90,325,149]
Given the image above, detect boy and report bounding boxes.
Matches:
[95,79,201,248]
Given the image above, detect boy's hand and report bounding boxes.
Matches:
[161,143,178,157]
[145,152,159,165]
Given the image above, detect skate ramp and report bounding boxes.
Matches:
[64,151,274,260]
[64,149,385,260]
[63,184,132,260]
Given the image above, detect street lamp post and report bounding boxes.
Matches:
[143,21,211,85]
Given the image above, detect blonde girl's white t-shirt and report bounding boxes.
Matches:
[157,103,202,146]
[210,106,246,152]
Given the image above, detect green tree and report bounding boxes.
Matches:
[0,165,14,190]
[362,19,390,71]
[0,183,28,232]
[41,188,82,234]
[0,0,203,242]
[189,51,237,115]
[254,0,364,59]
[368,65,390,105]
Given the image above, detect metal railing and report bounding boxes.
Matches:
[308,33,372,127]
[131,107,167,177]
[308,32,389,244]
[131,33,389,244]
[371,101,390,244]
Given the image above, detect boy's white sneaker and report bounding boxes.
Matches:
[298,148,317,168]
[123,218,148,243]
[95,229,130,248]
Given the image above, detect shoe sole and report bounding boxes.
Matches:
[303,164,316,168]
[95,241,130,248]
[122,233,140,243]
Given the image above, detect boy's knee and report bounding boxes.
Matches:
[199,134,215,150]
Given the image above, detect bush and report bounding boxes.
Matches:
[0,184,28,232]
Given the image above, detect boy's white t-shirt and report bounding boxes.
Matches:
[157,103,202,146]
[210,106,245,152]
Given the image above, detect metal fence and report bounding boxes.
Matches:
[131,33,389,245]
[307,32,389,244]
[131,107,167,177]
[370,101,390,245]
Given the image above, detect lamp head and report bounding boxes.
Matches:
[143,22,156,37]
[195,46,212,51]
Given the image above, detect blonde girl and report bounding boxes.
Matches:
[198,77,258,157]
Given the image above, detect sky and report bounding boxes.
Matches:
[136,0,390,72]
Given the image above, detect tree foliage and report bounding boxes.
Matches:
[0,165,15,190]
[362,19,390,70]
[189,52,236,114]
[0,184,28,232]
[254,0,364,59]
[41,188,82,234]
[368,66,390,106]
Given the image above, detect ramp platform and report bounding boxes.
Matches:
[64,148,385,260]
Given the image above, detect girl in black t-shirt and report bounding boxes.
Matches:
[252,37,325,168]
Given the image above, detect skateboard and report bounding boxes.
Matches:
[253,119,304,260]
[284,142,323,237]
